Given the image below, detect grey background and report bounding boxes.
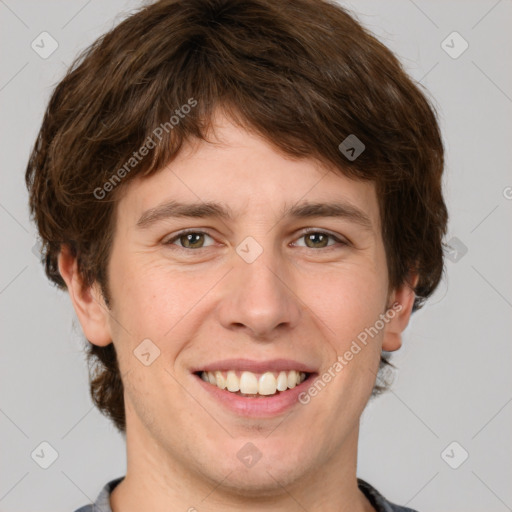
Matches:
[1,1,511,511]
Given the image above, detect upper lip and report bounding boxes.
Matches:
[191,358,318,374]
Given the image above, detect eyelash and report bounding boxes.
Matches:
[163,228,348,251]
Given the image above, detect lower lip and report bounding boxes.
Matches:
[193,373,317,418]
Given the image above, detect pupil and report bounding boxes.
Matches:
[184,233,202,248]
[307,233,327,248]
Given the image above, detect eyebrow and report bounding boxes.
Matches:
[136,200,373,231]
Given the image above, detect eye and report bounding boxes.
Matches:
[292,230,347,249]
[163,229,348,251]
[164,230,215,250]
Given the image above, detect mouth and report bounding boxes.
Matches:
[190,358,319,416]
[193,369,316,398]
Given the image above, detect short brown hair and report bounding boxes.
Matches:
[25,0,448,434]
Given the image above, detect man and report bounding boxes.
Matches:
[25,0,448,510]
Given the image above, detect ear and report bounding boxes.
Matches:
[57,245,112,347]
[381,272,419,352]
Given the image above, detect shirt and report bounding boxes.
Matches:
[73,476,419,512]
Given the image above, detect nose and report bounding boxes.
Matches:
[216,244,301,340]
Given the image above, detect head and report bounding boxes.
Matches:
[26,0,447,493]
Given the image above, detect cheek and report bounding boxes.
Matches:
[310,264,388,345]
[109,255,226,349]
[108,256,181,338]
[313,271,386,398]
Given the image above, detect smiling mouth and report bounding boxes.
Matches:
[194,370,314,397]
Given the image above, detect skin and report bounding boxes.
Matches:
[59,111,417,512]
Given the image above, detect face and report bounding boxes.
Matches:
[61,112,415,499]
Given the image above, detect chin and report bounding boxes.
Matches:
[211,463,307,499]
[196,442,314,498]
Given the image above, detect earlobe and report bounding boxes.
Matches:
[381,273,419,352]
[57,245,112,347]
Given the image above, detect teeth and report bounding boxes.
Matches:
[226,370,240,392]
[214,371,226,390]
[258,372,277,395]
[240,371,259,394]
[276,371,288,391]
[287,370,297,389]
[199,369,308,396]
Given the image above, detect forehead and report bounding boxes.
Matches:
[116,115,381,233]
